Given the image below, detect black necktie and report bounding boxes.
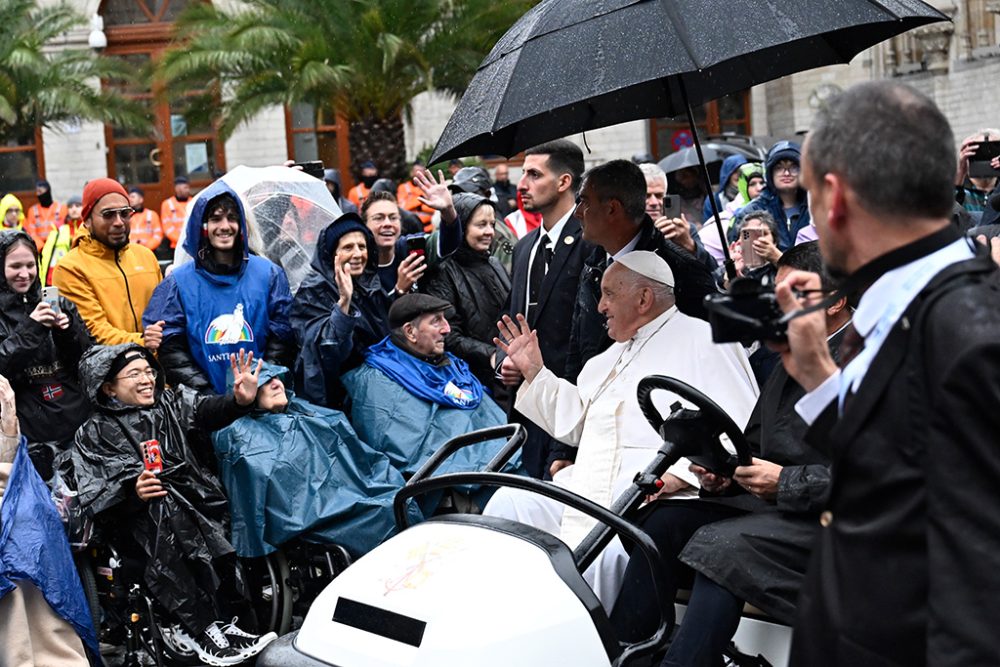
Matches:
[838,322,864,368]
[528,235,552,318]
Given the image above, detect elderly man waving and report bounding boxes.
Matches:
[487,250,758,607]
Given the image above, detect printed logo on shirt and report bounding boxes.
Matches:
[204,303,255,345]
[443,381,473,406]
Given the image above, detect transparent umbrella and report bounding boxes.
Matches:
[172,165,343,293]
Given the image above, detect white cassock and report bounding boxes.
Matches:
[485,306,759,610]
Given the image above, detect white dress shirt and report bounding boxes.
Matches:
[796,237,975,424]
[523,209,574,308]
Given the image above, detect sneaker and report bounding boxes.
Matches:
[174,622,244,667]
[221,617,278,658]
[160,624,196,657]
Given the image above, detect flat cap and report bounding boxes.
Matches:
[388,293,453,329]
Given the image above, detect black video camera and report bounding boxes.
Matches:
[705,276,788,345]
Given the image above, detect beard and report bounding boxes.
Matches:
[820,238,849,285]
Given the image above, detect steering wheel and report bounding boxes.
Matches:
[636,375,751,478]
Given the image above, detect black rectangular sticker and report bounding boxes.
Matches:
[332,597,426,648]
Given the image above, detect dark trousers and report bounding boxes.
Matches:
[661,573,743,667]
[610,502,744,665]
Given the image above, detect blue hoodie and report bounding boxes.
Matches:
[737,141,811,250]
[143,180,294,393]
[703,154,748,223]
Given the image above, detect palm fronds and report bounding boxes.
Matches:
[0,0,151,141]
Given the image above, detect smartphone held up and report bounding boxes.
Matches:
[740,228,767,269]
[42,285,61,315]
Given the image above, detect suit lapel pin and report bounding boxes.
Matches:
[563,236,574,245]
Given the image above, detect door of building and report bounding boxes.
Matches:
[101,0,224,213]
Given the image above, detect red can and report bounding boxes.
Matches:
[142,439,163,474]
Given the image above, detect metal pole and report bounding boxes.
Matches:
[678,76,737,281]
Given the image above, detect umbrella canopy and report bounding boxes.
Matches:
[658,146,721,174]
[430,0,947,163]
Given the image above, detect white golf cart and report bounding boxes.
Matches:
[258,376,792,666]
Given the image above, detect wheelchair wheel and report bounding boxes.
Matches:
[243,550,293,636]
[74,552,102,639]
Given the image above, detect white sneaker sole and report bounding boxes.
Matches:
[172,632,244,667]
[230,631,279,659]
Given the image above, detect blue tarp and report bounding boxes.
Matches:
[213,367,421,558]
[0,438,101,665]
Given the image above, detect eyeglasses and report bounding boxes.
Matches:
[100,207,135,222]
[775,165,800,176]
[116,368,157,383]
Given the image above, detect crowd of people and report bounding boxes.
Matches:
[2,77,1000,667]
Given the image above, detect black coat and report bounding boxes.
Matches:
[291,217,391,408]
[501,215,593,478]
[564,216,719,381]
[791,247,1000,666]
[0,231,92,455]
[677,327,844,624]
[422,246,510,387]
[71,343,252,634]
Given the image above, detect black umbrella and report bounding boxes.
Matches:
[429,0,948,277]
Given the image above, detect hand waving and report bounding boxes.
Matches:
[414,169,458,224]
[334,258,354,314]
[230,349,263,406]
[494,314,544,383]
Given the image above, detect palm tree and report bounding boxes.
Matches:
[0,0,149,144]
[159,0,537,181]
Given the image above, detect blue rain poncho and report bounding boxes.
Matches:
[342,361,524,509]
[212,365,420,558]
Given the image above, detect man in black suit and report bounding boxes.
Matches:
[776,81,1000,665]
[498,139,591,479]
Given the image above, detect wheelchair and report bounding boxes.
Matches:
[73,532,295,666]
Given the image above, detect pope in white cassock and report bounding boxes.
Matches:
[485,250,758,609]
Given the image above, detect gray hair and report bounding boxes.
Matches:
[806,81,955,220]
[638,162,668,191]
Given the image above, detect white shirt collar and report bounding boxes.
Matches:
[610,231,642,262]
[538,208,574,246]
[852,237,974,338]
[630,306,677,345]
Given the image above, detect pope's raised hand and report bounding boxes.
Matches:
[494,314,544,383]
